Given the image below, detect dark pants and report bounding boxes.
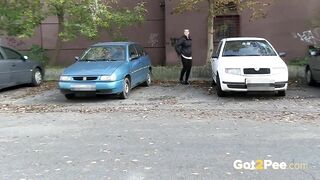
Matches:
[180,56,192,82]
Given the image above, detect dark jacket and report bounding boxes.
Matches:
[175,35,192,57]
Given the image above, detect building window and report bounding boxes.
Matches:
[214,15,240,44]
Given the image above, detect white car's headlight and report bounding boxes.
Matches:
[225,68,241,75]
[272,67,287,75]
[100,74,116,81]
[60,76,72,81]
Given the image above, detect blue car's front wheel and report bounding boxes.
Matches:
[119,77,131,99]
[65,93,75,100]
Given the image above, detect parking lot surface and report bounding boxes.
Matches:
[0,81,319,179]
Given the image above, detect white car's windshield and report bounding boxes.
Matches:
[81,45,126,61]
[222,40,277,57]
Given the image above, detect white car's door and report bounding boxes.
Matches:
[211,41,223,81]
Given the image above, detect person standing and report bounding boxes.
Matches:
[175,29,192,85]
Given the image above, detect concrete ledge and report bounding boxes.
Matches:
[45,65,305,81]
[288,65,305,80]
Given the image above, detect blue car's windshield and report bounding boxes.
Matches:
[222,40,277,57]
[80,45,126,61]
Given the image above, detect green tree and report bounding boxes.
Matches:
[0,0,43,37]
[45,0,147,65]
[174,0,276,62]
[0,0,146,65]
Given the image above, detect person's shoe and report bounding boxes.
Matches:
[183,81,190,85]
[179,80,184,84]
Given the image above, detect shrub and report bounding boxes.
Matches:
[26,45,49,65]
[289,57,309,66]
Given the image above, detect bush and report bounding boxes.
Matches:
[26,45,49,65]
[289,57,309,66]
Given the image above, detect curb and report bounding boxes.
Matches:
[45,65,305,81]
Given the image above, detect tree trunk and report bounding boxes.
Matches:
[50,12,64,66]
[206,0,215,63]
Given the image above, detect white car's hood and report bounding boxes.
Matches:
[219,56,287,68]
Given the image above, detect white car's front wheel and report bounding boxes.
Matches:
[216,74,227,97]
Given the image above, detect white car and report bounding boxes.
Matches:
[210,37,288,97]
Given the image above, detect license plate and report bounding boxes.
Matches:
[71,84,96,91]
[246,78,275,91]
[246,77,275,84]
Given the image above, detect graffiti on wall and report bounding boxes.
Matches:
[148,33,159,47]
[293,28,320,45]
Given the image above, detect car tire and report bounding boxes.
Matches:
[211,79,216,87]
[65,94,75,100]
[142,71,151,87]
[276,90,286,97]
[119,77,131,99]
[216,74,227,97]
[306,68,316,86]
[31,68,43,87]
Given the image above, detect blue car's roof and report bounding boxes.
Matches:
[92,42,136,47]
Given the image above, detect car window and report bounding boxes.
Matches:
[81,45,125,61]
[2,47,22,59]
[0,52,3,60]
[135,44,146,57]
[129,45,138,58]
[222,40,277,57]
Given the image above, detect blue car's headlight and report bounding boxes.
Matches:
[60,76,72,81]
[100,74,116,81]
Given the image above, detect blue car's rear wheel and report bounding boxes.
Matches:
[119,77,130,99]
[142,71,151,87]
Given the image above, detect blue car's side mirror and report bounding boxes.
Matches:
[130,54,139,61]
[75,56,80,61]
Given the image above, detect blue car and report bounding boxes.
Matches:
[59,42,152,99]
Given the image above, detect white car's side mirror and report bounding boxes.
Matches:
[278,52,286,58]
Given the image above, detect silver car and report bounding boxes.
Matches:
[0,46,44,89]
[306,49,320,85]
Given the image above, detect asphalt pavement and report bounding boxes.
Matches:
[0,81,319,180]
